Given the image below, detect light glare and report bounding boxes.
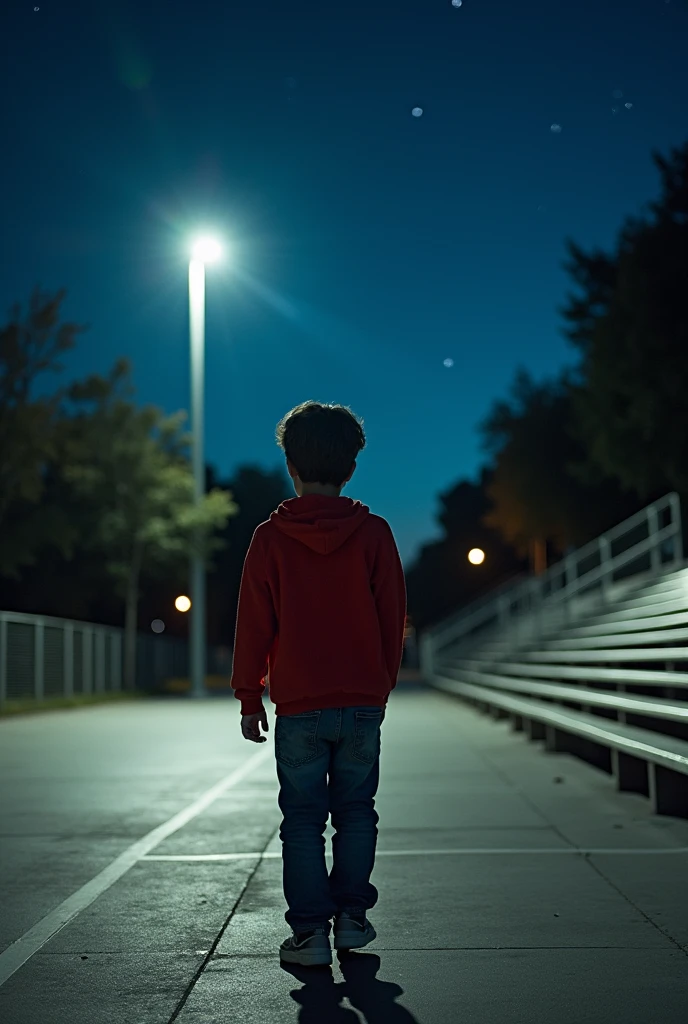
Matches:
[175,595,192,612]
[191,236,223,263]
[468,548,486,566]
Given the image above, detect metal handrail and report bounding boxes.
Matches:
[0,609,124,632]
[420,493,683,664]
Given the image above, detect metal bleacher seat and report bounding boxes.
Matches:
[419,494,688,820]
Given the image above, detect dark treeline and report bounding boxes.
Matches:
[1,142,687,643]
[407,140,688,629]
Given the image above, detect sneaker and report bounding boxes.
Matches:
[332,911,377,951]
[280,927,333,966]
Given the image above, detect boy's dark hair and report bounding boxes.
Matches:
[275,400,366,486]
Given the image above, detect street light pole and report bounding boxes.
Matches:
[188,256,206,699]
[187,236,223,700]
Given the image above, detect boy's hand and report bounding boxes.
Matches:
[241,710,270,743]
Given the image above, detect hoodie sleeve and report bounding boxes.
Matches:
[370,520,407,701]
[230,527,278,716]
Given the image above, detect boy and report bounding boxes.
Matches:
[230,400,407,967]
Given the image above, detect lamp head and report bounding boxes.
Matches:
[191,236,223,263]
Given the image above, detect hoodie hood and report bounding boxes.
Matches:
[270,494,371,555]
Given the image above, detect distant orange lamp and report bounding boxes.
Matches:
[468,548,486,566]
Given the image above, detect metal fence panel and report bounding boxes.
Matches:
[7,622,34,701]
[0,609,226,707]
[44,625,65,697]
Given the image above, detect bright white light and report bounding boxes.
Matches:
[468,548,486,566]
[175,595,192,612]
[151,619,165,633]
[191,236,223,263]
[412,107,423,117]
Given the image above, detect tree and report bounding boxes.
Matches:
[0,289,83,577]
[61,359,237,688]
[405,470,527,631]
[563,141,688,499]
[481,371,578,570]
[480,370,637,572]
[206,465,292,646]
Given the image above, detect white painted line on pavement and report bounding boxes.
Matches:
[146,852,275,861]
[0,746,272,989]
[142,845,688,861]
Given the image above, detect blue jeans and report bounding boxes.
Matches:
[275,705,382,934]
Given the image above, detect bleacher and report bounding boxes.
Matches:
[419,493,688,820]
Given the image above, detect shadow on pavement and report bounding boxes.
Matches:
[283,951,421,1023]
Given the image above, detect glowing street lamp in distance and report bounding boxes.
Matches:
[175,595,192,612]
[468,548,486,566]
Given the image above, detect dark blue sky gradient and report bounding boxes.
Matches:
[1,0,687,565]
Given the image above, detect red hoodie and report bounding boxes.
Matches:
[230,494,407,717]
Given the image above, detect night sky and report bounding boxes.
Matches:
[2,0,687,567]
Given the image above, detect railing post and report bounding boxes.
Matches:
[34,618,45,701]
[95,630,105,693]
[669,493,683,567]
[83,628,93,694]
[647,504,661,572]
[64,622,74,698]
[114,632,123,690]
[0,614,7,707]
[599,536,612,599]
[533,574,545,638]
[563,553,577,622]
[109,632,118,691]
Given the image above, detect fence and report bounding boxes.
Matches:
[0,610,228,706]
[419,493,684,673]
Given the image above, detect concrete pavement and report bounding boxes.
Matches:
[1,682,687,1023]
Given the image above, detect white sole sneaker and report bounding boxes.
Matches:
[280,930,333,966]
[333,914,377,950]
